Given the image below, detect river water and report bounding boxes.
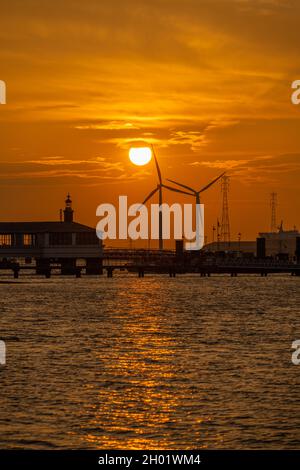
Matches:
[1,274,300,449]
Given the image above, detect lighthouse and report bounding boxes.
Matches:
[63,193,74,223]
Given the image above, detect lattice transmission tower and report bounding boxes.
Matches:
[220,175,230,244]
[270,192,277,232]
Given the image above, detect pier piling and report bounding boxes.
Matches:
[107,267,113,278]
[13,268,19,279]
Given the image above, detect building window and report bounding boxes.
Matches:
[76,232,99,245]
[23,234,35,246]
[49,232,72,245]
[0,234,12,246]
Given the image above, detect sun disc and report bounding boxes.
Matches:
[129,147,152,166]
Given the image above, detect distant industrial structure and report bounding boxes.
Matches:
[258,226,300,260]
[204,226,300,261]
[270,192,277,232]
[203,240,256,256]
[0,194,102,276]
[204,188,300,262]
[220,175,231,243]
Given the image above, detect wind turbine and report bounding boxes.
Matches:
[163,172,225,250]
[142,145,192,250]
[167,172,226,206]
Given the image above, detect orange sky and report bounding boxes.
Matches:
[1,0,300,245]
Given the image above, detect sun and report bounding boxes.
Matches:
[129,147,152,166]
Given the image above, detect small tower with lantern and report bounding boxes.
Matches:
[63,193,74,223]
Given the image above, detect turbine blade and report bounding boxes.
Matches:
[151,144,162,184]
[166,178,195,193]
[142,186,159,205]
[162,183,193,196]
[198,172,226,194]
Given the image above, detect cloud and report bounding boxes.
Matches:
[1,0,299,126]
[168,131,207,150]
[0,155,151,186]
[190,159,250,169]
[187,153,300,186]
[75,121,140,130]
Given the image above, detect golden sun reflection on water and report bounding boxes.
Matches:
[80,279,210,449]
[2,276,300,449]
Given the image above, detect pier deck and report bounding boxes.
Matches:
[1,259,300,278]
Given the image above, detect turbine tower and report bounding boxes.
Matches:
[270,192,277,232]
[220,175,230,244]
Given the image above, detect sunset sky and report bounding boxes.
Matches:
[1,0,300,243]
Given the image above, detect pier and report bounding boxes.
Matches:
[1,255,300,278]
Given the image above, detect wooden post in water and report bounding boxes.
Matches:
[13,268,19,279]
[107,267,113,278]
